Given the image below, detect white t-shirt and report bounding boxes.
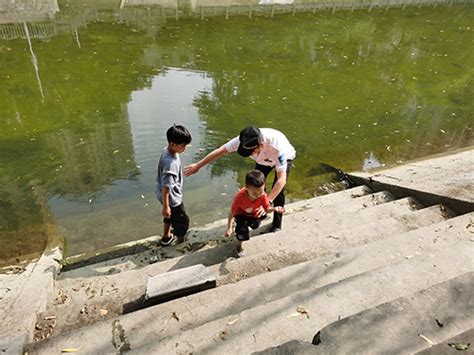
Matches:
[224,128,296,172]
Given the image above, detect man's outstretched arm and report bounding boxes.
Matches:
[184,145,228,176]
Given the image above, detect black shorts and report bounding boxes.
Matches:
[163,203,189,238]
[234,214,267,241]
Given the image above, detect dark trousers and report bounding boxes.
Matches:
[235,214,267,241]
[255,159,294,230]
[163,203,189,238]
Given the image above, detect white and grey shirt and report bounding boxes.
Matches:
[155,148,183,207]
[224,128,296,172]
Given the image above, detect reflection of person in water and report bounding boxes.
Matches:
[185,126,296,232]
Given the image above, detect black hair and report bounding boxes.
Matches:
[245,170,265,188]
[166,125,192,145]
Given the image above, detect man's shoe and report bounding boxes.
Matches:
[270,227,281,233]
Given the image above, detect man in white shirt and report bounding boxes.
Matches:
[185,126,296,232]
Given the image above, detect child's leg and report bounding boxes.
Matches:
[235,215,250,255]
[235,239,243,253]
[170,204,190,243]
[235,215,250,241]
[161,217,175,246]
[163,221,172,237]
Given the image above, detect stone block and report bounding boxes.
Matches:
[145,264,216,305]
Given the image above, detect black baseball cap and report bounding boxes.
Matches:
[237,126,263,157]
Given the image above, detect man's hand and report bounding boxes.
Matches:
[225,227,233,237]
[274,206,285,214]
[162,205,171,218]
[184,163,200,177]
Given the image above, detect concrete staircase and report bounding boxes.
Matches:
[27,185,474,354]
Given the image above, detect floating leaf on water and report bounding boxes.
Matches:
[140,194,145,200]
[448,342,470,351]
[435,319,444,328]
[440,129,446,134]
[44,315,56,320]
[113,150,119,154]
[61,349,80,353]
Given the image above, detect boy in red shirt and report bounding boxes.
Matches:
[226,170,285,257]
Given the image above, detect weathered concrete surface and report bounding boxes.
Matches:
[27,213,473,354]
[350,148,474,204]
[0,247,61,354]
[145,264,215,304]
[312,272,474,354]
[253,340,316,355]
[33,189,436,337]
[124,244,474,354]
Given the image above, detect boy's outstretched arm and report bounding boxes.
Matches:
[185,145,228,176]
[225,208,234,236]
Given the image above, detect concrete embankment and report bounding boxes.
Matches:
[1,148,473,354]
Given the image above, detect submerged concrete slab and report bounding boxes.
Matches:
[349,148,474,212]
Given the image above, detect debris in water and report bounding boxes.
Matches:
[435,319,444,328]
[113,150,119,154]
[61,348,81,353]
[171,312,180,322]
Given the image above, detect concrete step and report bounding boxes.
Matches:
[255,275,474,355]
[288,190,395,218]
[214,204,449,284]
[306,272,474,354]
[126,243,474,354]
[287,185,372,212]
[27,213,473,354]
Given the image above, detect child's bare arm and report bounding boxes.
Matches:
[266,206,285,214]
[162,187,171,218]
[225,208,234,236]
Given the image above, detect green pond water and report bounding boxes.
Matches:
[0,4,472,262]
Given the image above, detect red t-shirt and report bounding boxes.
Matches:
[231,188,270,218]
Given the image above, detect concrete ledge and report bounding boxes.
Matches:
[348,148,474,215]
[144,264,216,307]
[0,247,62,354]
